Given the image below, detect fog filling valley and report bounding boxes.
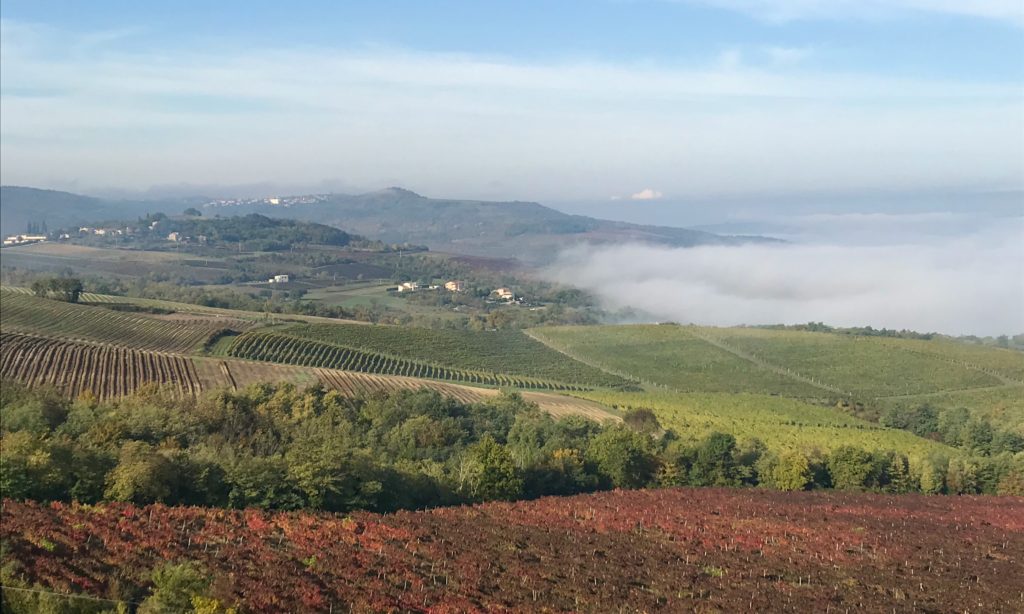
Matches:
[545,214,1024,337]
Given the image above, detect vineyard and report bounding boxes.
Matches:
[0,291,232,353]
[707,327,1011,398]
[531,323,1023,400]
[0,336,614,420]
[582,389,958,457]
[225,331,587,391]
[283,323,630,388]
[0,333,200,399]
[530,324,827,397]
[3,489,1021,612]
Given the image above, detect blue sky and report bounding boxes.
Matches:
[1,0,1022,202]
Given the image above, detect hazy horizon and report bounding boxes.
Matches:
[2,0,1021,336]
[3,1,1022,203]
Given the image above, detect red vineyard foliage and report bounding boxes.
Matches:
[2,488,1022,612]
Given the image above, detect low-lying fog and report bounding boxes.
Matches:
[544,210,1024,337]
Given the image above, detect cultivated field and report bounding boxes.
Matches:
[283,323,629,388]
[0,333,614,420]
[707,327,1010,398]
[4,489,1021,612]
[0,243,232,282]
[0,291,234,353]
[530,325,827,396]
[531,324,1023,401]
[0,333,200,399]
[225,331,589,391]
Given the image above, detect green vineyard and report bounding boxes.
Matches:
[282,323,632,388]
[0,291,232,353]
[226,331,587,391]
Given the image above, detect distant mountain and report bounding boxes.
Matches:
[0,186,774,262]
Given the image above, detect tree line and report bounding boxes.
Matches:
[2,382,1021,514]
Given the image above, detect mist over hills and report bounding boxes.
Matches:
[0,185,767,263]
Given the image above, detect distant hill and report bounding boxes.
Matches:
[0,186,177,238]
[0,186,772,262]
[202,187,770,262]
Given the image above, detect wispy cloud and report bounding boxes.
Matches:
[678,0,1024,26]
[1,19,1021,198]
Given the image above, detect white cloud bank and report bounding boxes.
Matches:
[544,222,1024,336]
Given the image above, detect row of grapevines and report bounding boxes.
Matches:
[0,291,223,353]
[226,331,586,391]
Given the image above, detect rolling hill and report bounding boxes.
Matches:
[0,186,770,262]
[0,186,176,238]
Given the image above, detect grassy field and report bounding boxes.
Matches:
[282,322,630,388]
[581,388,958,457]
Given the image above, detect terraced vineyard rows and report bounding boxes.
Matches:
[0,291,229,353]
[0,333,200,399]
[226,331,586,391]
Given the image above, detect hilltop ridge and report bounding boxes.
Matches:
[0,185,774,263]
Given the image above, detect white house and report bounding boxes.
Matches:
[269,274,290,283]
[397,282,420,292]
[167,232,182,242]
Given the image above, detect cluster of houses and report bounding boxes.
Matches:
[394,280,517,302]
[201,194,329,209]
[2,234,48,246]
[166,232,208,244]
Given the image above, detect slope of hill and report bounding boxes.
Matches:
[3,489,1022,613]
[0,186,173,237]
[530,324,1024,401]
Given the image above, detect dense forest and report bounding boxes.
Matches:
[134,213,358,251]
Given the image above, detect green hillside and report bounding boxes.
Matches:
[708,327,1012,397]
[531,324,1024,401]
[528,324,828,397]
[280,322,631,388]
